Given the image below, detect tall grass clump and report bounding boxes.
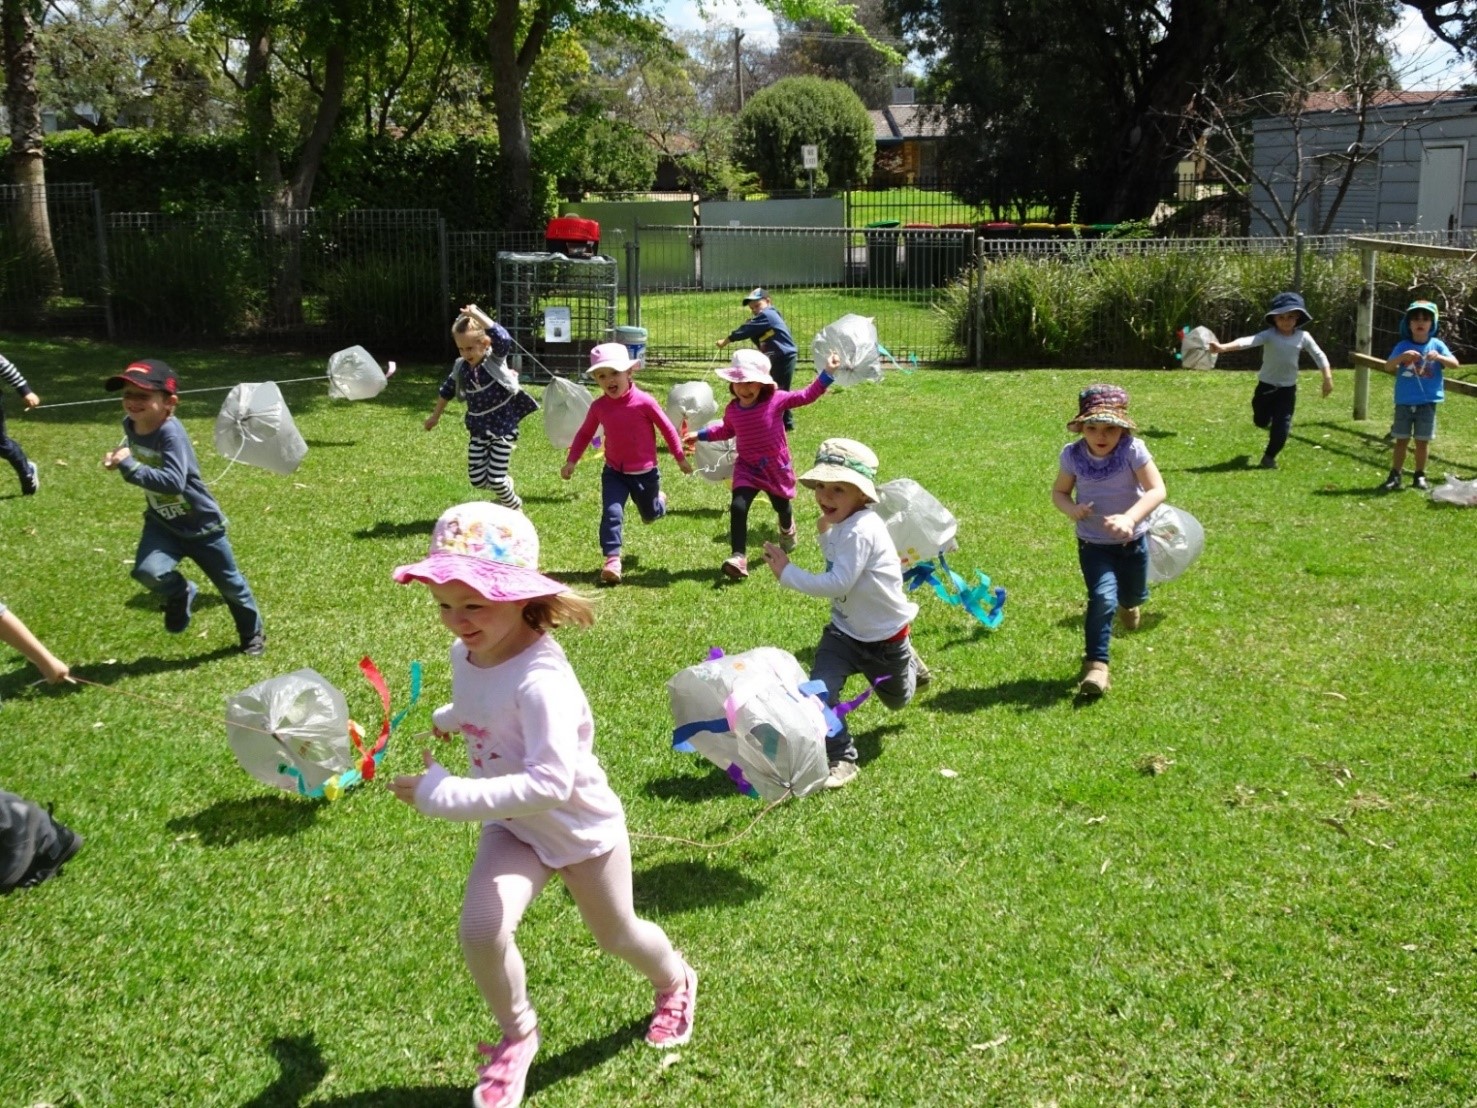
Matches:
[107,219,264,338]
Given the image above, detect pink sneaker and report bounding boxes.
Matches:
[601,554,622,584]
[472,1031,539,1108]
[721,554,748,580]
[645,959,697,1048]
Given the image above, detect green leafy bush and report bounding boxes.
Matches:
[734,77,874,191]
[106,218,265,338]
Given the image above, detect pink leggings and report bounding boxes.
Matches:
[460,823,683,1039]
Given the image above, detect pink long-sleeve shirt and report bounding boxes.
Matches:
[415,634,627,868]
[566,385,686,474]
[697,373,832,497]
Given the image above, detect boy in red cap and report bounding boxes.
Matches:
[102,359,265,654]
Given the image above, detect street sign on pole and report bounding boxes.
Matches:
[801,145,819,169]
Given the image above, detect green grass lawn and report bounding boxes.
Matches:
[3,332,1476,1106]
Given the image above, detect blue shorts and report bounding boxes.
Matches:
[1391,403,1436,441]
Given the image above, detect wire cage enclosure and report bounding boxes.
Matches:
[495,252,618,380]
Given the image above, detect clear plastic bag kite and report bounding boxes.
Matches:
[225,658,421,800]
[692,436,737,482]
[667,647,834,801]
[875,478,1006,629]
[1176,326,1218,370]
[811,313,894,388]
[1146,503,1205,583]
[1430,473,1477,506]
[214,381,308,475]
[665,381,717,438]
[542,374,595,450]
[327,345,389,400]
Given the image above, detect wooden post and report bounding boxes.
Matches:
[1353,245,1375,420]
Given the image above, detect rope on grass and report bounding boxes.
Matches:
[629,790,792,851]
[59,674,280,739]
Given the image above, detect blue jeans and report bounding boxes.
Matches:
[1078,534,1149,664]
[0,399,32,485]
[599,465,664,554]
[133,515,262,640]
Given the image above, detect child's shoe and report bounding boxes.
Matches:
[20,460,38,495]
[1119,606,1142,631]
[643,491,667,523]
[645,958,698,1048]
[240,630,266,656]
[1078,660,1110,697]
[601,554,623,584]
[778,523,798,552]
[11,806,83,893]
[164,582,198,634]
[472,1030,539,1108]
[825,760,859,789]
[1411,472,1429,491]
[721,554,748,580]
[909,641,933,687]
[1379,470,1402,492]
[1258,455,1278,470]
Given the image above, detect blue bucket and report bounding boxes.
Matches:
[615,325,648,368]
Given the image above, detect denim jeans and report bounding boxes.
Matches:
[1251,382,1297,460]
[810,623,917,764]
[1078,534,1149,664]
[132,515,262,640]
[599,465,665,554]
[0,399,32,485]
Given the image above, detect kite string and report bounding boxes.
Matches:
[26,375,333,411]
[63,673,281,739]
[629,790,791,851]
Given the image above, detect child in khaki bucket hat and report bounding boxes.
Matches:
[1051,385,1166,697]
[761,438,929,789]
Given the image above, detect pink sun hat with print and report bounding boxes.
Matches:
[586,341,638,375]
[715,347,774,385]
[392,502,568,602]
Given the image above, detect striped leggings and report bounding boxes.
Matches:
[468,434,521,510]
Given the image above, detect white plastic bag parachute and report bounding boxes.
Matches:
[542,374,594,450]
[667,647,830,801]
[1178,326,1218,369]
[1146,503,1206,582]
[692,436,737,482]
[327,345,388,400]
[214,381,308,475]
[664,380,717,436]
[226,669,354,795]
[873,478,960,569]
[1430,473,1477,506]
[812,313,887,388]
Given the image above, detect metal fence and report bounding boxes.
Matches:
[0,182,108,331]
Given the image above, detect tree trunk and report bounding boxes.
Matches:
[2,0,61,298]
[486,0,552,233]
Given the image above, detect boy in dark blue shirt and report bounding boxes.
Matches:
[718,288,800,430]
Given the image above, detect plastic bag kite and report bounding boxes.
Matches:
[1430,473,1477,506]
[876,478,1006,630]
[1146,503,1205,583]
[1176,326,1218,369]
[692,437,736,482]
[665,381,717,438]
[667,647,835,801]
[214,381,308,475]
[543,374,595,450]
[811,313,894,388]
[225,657,422,800]
[327,345,389,400]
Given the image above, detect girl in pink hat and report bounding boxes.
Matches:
[390,502,697,1107]
[682,348,839,579]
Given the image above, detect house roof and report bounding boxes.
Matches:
[1300,88,1470,113]
[869,103,947,143]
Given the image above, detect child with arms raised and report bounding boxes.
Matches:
[389,502,696,1108]
[427,305,539,509]
[561,343,692,584]
[717,287,800,430]
[1379,300,1458,492]
[760,438,927,789]
[1051,385,1166,697]
[683,349,836,580]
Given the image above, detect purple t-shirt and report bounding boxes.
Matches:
[1059,436,1154,544]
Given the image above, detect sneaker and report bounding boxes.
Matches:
[909,641,933,687]
[240,630,266,656]
[825,760,859,789]
[1119,606,1142,631]
[645,959,698,1048]
[1411,473,1429,491]
[15,809,83,891]
[778,524,798,552]
[721,554,748,580]
[643,491,667,523]
[20,460,38,495]
[601,554,623,584]
[1258,455,1278,470]
[472,1031,539,1108]
[164,581,198,634]
[1379,471,1402,492]
[1078,660,1110,697]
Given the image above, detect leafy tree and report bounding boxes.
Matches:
[774,0,905,110]
[1405,0,1477,51]
[734,75,873,190]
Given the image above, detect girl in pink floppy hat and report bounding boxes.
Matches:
[389,502,697,1107]
[1051,384,1166,697]
[682,347,839,579]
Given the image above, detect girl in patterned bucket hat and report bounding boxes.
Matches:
[1052,385,1166,697]
[390,502,698,1106]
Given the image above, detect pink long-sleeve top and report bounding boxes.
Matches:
[413,634,627,868]
[696,372,832,497]
[566,385,686,474]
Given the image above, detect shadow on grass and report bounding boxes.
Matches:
[854,721,904,766]
[645,769,744,803]
[301,438,358,448]
[1136,426,1178,440]
[928,677,1075,713]
[633,858,766,913]
[31,647,245,702]
[525,1017,651,1100]
[168,795,323,845]
[1290,422,1476,474]
[239,1033,465,1108]
[354,518,441,541]
[1179,453,1253,474]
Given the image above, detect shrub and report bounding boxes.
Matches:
[734,77,874,191]
[106,217,264,338]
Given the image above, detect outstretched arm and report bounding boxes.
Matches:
[0,609,70,683]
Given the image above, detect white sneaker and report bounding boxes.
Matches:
[825,761,859,789]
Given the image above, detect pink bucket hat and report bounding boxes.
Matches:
[586,342,638,375]
[715,348,773,385]
[392,502,568,602]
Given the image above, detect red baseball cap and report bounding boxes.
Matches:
[104,359,179,395]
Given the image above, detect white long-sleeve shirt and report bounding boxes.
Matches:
[416,634,626,868]
[1219,328,1330,387]
[778,507,918,642]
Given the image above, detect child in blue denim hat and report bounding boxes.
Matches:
[1379,300,1458,492]
[1051,384,1166,697]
